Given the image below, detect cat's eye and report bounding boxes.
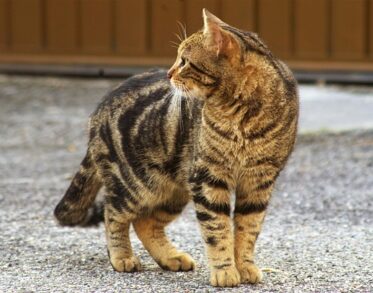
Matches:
[179,58,186,67]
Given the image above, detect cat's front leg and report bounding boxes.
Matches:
[234,175,275,284]
[191,169,240,287]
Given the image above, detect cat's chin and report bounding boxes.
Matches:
[171,85,184,97]
[170,83,189,98]
[172,84,204,101]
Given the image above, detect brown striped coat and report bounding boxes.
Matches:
[54,9,298,288]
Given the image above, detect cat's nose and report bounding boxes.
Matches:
[167,68,174,79]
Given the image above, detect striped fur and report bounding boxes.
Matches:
[54,9,298,288]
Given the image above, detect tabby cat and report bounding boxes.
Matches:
[54,9,298,287]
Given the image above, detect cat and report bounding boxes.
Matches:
[54,9,298,287]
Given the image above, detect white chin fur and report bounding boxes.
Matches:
[171,81,202,100]
[170,82,185,98]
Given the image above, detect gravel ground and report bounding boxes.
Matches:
[0,75,372,293]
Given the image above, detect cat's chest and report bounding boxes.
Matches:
[197,132,271,168]
[195,139,277,189]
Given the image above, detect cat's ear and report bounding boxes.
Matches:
[202,9,238,57]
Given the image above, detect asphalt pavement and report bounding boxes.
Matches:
[0,75,372,292]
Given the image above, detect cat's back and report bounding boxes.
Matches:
[94,69,169,115]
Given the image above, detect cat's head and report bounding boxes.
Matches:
[168,9,271,102]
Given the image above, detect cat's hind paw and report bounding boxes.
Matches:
[110,255,142,273]
[157,251,196,271]
[238,263,263,284]
[210,267,241,287]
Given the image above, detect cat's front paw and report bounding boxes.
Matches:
[157,252,196,271]
[237,263,263,284]
[210,267,241,287]
[110,255,142,272]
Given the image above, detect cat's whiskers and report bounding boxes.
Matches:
[166,88,177,111]
[178,86,186,131]
[169,85,182,111]
[170,41,180,49]
[177,21,188,40]
[179,84,193,118]
[174,33,183,44]
[170,83,192,131]
[173,22,188,48]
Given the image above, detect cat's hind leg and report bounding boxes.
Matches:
[133,205,195,272]
[105,194,141,272]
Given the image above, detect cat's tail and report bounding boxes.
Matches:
[54,151,104,227]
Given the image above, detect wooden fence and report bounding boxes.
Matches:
[0,0,373,71]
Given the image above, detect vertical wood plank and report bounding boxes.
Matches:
[331,0,367,60]
[221,0,256,32]
[45,0,78,53]
[185,0,220,34]
[294,0,328,59]
[368,0,373,59]
[0,0,9,51]
[258,0,293,58]
[151,0,184,56]
[80,0,113,54]
[115,0,147,55]
[10,0,44,52]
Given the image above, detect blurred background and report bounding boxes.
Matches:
[0,0,372,80]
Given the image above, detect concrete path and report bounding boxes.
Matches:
[299,85,373,133]
[0,75,372,292]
